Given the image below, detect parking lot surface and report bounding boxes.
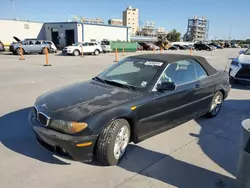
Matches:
[0,49,249,188]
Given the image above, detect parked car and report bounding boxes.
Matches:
[169,45,186,50]
[194,43,213,51]
[62,42,103,56]
[147,43,160,50]
[209,43,223,49]
[0,40,5,52]
[9,37,50,55]
[168,45,178,50]
[29,54,231,166]
[183,45,193,50]
[224,43,231,48]
[138,42,153,50]
[101,40,112,53]
[137,44,143,51]
[45,41,57,53]
[229,48,250,83]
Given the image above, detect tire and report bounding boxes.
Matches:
[94,49,100,56]
[73,50,80,56]
[42,47,48,54]
[15,47,24,55]
[96,119,131,166]
[205,91,223,118]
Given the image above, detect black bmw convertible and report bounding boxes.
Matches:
[29,54,231,166]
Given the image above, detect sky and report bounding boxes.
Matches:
[0,0,249,40]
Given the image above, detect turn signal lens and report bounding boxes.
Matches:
[68,122,88,133]
[76,142,92,147]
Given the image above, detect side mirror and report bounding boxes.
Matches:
[156,82,176,92]
[239,50,245,54]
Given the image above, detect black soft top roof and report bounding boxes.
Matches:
[129,54,218,76]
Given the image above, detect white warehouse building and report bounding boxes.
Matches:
[0,19,131,48]
[44,22,130,48]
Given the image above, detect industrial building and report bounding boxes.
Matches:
[0,19,130,47]
[123,6,139,36]
[108,19,123,26]
[44,22,130,48]
[184,16,209,42]
[0,19,45,45]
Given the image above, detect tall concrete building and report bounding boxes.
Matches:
[123,6,139,36]
[184,16,209,42]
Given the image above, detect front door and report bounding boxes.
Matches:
[137,59,209,139]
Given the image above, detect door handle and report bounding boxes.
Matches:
[195,84,201,89]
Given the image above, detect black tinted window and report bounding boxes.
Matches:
[193,60,208,79]
[160,60,197,85]
[35,41,41,45]
[89,43,94,46]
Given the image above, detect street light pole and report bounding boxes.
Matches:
[10,0,17,20]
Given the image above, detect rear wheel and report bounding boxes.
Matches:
[205,91,223,118]
[96,119,130,166]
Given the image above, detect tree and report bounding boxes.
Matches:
[166,29,181,42]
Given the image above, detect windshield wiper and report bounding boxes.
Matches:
[92,76,107,84]
[103,80,135,91]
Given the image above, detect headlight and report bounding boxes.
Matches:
[231,61,240,67]
[50,120,88,134]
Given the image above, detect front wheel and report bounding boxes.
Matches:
[73,50,80,56]
[15,48,24,55]
[94,49,100,56]
[205,91,223,118]
[96,119,131,166]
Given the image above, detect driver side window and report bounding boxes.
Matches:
[159,60,197,85]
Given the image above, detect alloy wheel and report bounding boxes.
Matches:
[113,125,130,160]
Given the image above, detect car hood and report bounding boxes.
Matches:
[235,54,250,64]
[13,36,21,42]
[35,80,136,121]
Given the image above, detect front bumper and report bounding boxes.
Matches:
[229,64,250,83]
[29,112,98,162]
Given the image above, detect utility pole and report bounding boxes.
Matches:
[229,24,232,44]
[10,0,17,20]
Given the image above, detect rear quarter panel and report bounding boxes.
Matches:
[212,71,230,98]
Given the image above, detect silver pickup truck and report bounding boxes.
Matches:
[9,37,51,55]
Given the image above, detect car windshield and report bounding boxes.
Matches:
[72,42,81,46]
[244,48,250,55]
[97,58,163,90]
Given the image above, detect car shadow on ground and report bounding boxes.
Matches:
[117,145,235,188]
[0,98,249,187]
[0,107,70,165]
